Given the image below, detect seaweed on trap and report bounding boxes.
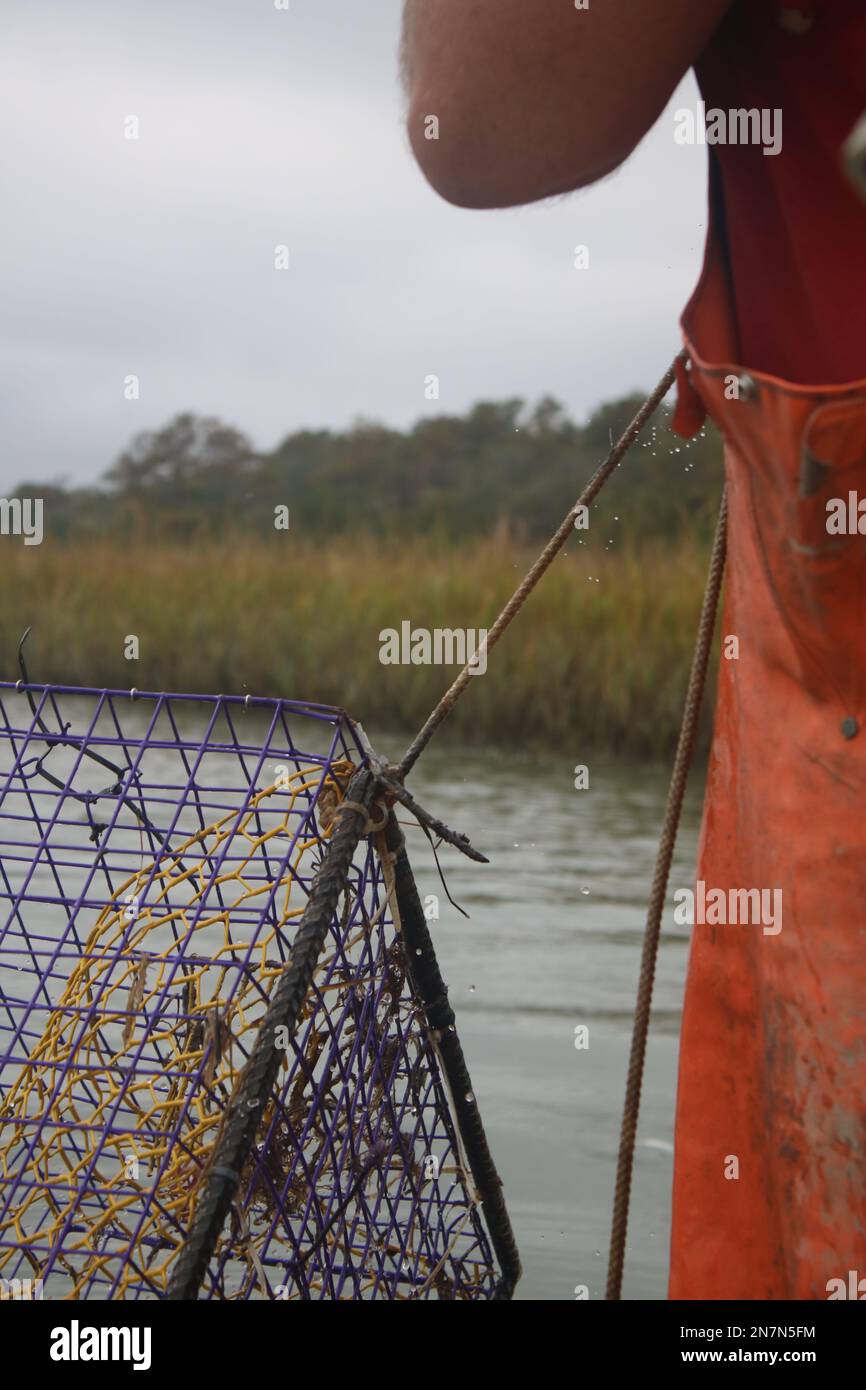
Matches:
[0,683,518,1300]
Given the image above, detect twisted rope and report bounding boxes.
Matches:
[396,353,684,779]
[606,486,728,1300]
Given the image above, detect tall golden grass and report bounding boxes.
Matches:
[1,534,718,756]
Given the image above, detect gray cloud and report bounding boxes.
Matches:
[0,0,709,491]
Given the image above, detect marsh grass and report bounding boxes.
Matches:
[1,534,718,757]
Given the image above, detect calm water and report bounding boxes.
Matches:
[369,732,704,1302]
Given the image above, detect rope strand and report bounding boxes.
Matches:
[397,350,686,783]
[395,352,685,779]
[606,486,728,1300]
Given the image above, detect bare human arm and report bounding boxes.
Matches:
[401,0,734,209]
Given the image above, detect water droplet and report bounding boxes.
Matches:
[465,1092,475,1104]
[581,887,590,896]
[469,984,476,994]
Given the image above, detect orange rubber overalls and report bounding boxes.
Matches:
[669,0,866,1299]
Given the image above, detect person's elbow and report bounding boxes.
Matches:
[405,96,642,210]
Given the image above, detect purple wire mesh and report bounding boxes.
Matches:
[0,683,498,1300]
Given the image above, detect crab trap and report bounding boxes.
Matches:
[0,683,518,1300]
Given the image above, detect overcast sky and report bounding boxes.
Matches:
[0,0,709,492]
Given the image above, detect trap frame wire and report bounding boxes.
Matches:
[0,681,519,1300]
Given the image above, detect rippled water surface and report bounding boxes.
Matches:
[372,733,704,1302]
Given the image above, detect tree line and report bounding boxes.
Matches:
[8,392,723,546]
